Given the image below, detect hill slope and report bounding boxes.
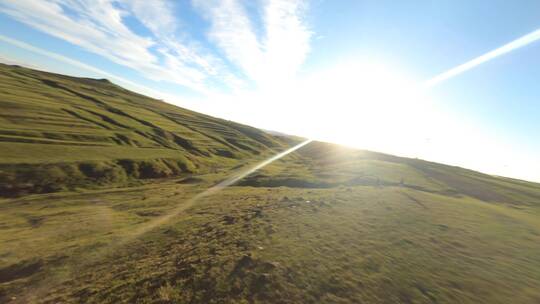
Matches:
[0,63,293,196]
[241,141,540,208]
[1,64,540,303]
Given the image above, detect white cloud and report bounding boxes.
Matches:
[123,0,177,35]
[0,0,155,65]
[263,0,312,85]
[0,0,313,94]
[120,0,227,80]
[193,0,312,88]
[193,0,264,82]
[0,0,231,93]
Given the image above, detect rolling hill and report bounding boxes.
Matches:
[0,63,294,196]
[1,64,540,303]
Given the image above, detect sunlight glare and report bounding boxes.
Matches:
[292,60,431,154]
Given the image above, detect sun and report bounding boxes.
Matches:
[219,59,433,158]
[285,60,428,153]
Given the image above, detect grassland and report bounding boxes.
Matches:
[1,64,540,303]
[0,63,292,196]
[2,163,540,303]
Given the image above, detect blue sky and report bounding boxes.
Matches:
[0,0,539,182]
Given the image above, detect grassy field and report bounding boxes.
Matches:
[0,63,292,196]
[1,64,540,303]
[1,163,539,303]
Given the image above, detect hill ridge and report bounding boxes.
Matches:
[0,63,293,196]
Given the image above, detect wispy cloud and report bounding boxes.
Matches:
[0,0,313,94]
[194,0,312,88]
[1,1,152,65]
[122,0,177,35]
[120,0,226,80]
[193,0,264,83]
[0,0,208,90]
[263,0,311,85]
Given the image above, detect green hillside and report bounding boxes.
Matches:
[0,63,292,196]
[1,64,540,303]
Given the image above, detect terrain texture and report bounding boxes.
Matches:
[1,64,540,303]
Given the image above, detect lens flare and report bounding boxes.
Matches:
[424,28,540,87]
[122,138,313,243]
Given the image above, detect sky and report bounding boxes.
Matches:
[0,0,539,182]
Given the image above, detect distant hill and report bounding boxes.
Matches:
[0,63,294,196]
[240,141,540,208]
